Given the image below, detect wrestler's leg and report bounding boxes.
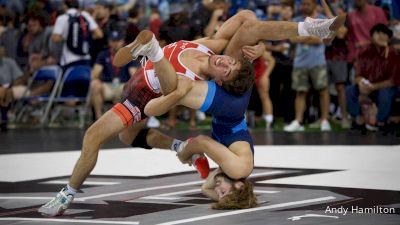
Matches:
[224,14,347,58]
[179,135,253,179]
[194,10,258,54]
[224,19,298,59]
[69,109,126,189]
[119,120,174,150]
[119,115,210,178]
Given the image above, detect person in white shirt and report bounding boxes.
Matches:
[52,0,103,70]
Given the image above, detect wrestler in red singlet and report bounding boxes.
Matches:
[111,41,214,127]
[253,56,268,87]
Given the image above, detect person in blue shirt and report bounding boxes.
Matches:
[284,0,332,132]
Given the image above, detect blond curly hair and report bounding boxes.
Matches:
[211,176,257,210]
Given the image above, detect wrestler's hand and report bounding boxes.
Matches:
[242,42,265,62]
[176,75,194,96]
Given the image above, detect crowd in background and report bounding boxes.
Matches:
[0,0,399,134]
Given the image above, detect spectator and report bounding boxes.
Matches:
[0,44,24,131]
[266,0,283,20]
[346,23,399,131]
[124,7,141,44]
[149,6,162,39]
[267,3,296,123]
[159,3,198,129]
[190,0,230,38]
[389,18,400,50]
[347,0,388,63]
[90,30,139,120]
[253,50,276,130]
[91,0,121,63]
[26,12,56,73]
[0,12,19,59]
[321,0,351,129]
[159,4,193,46]
[284,0,331,132]
[51,0,103,71]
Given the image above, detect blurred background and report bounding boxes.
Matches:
[0,0,399,136]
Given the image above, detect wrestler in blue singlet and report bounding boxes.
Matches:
[199,81,254,153]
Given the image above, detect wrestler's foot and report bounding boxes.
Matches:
[192,154,210,179]
[129,30,160,60]
[304,14,346,44]
[113,30,160,67]
[177,139,210,179]
[38,187,74,217]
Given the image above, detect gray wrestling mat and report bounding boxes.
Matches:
[0,129,399,225]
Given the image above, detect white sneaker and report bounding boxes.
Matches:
[304,14,346,44]
[284,120,304,132]
[38,187,74,217]
[113,30,160,67]
[146,116,160,128]
[320,120,331,131]
[129,30,160,60]
[196,111,206,121]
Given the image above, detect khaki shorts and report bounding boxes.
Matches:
[102,83,124,102]
[12,85,29,99]
[292,65,328,91]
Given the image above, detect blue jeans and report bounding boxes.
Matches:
[346,85,395,123]
[1,105,9,122]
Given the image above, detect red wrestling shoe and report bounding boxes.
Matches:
[191,154,210,179]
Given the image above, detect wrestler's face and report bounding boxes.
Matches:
[214,176,245,199]
[209,55,241,83]
[214,176,233,199]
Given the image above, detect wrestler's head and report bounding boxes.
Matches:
[208,55,241,83]
[221,58,255,95]
[212,172,257,210]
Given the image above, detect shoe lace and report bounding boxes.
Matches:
[305,17,333,39]
[140,56,147,68]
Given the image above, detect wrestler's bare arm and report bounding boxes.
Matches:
[144,80,208,117]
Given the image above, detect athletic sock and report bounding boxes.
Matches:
[170,139,183,152]
[298,22,310,36]
[264,114,273,123]
[65,184,77,196]
[149,46,164,63]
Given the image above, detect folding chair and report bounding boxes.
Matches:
[14,65,63,126]
[49,65,91,128]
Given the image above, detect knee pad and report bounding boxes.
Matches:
[131,128,152,149]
